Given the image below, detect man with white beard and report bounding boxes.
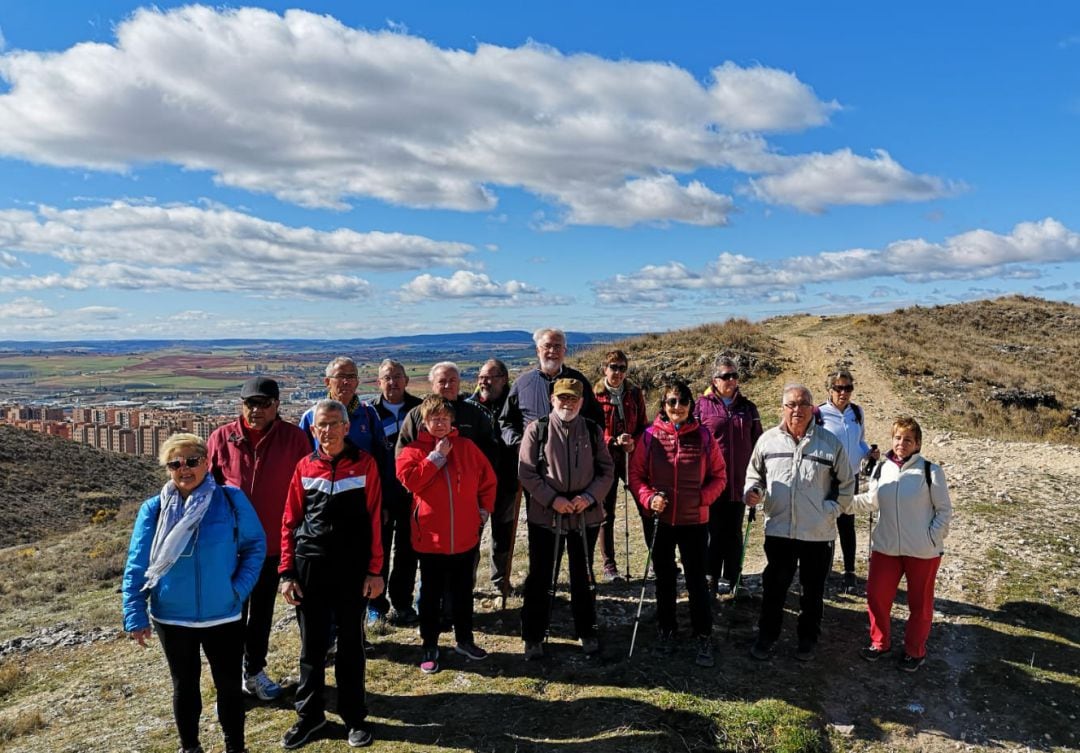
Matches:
[516,378,614,660]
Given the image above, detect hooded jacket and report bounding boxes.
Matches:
[694,386,762,503]
[518,411,614,530]
[396,428,497,555]
[629,414,727,526]
[744,421,854,542]
[846,451,952,558]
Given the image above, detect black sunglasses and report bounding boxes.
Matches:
[166,456,204,471]
[831,385,854,393]
[665,397,691,408]
[606,363,628,372]
[715,372,738,381]
[244,396,274,408]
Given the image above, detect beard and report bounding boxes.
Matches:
[539,357,562,375]
[554,405,581,422]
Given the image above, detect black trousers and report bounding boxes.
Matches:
[653,522,711,636]
[294,557,368,728]
[154,618,244,753]
[599,464,627,570]
[418,547,478,648]
[836,513,857,573]
[371,502,418,615]
[757,536,832,645]
[520,522,598,643]
[487,484,519,587]
[241,555,279,677]
[708,497,747,583]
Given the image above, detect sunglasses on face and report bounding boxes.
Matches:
[166,456,204,471]
[831,385,854,393]
[244,397,273,409]
[606,363,628,372]
[665,397,690,408]
[715,372,738,381]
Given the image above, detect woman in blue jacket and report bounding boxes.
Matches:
[123,433,265,753]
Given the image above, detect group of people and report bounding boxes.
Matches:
[122,330,953,752]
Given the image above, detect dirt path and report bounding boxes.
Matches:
[766,315,1080,752]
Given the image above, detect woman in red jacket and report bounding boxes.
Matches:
[397,395,497,674]
[629,378,727,667]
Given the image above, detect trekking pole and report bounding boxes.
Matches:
[501,484,524,610]
[546,512,565,638]
[623,453,632,579]
[732,506,757,596]
[578,512,599,635]
[628,509,661,658]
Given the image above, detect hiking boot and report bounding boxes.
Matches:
[282,716,326,749]
[655,629,676,655]
[580,636,600,655]
[347,722,374,748]
[749,638,774,661]
[602,563,623,583]
[795,639,816,662]
[523,641,544,661]
[419,646,440,674]
[843,571,858,594]
[899,653,925,672]
[860,645,891,662]
[242,670,283,701]
[714,578,733,596]
[695,635,715,668]
[387,606,419,626]
[454,641,489,661]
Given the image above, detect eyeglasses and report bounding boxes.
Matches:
[243,397,274,409]
[715,372,738,381]
[783,401,813,410]
[606,364,628,372]
[166,456,204,471]
[314,421,345,432]
[665,397,690,408]
[329,373,359,382]
[831,384,854,393]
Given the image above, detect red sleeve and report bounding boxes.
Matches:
[278,465,305,577]
[628,431,654,512]
[700,429,728,506]
[364,454,384,577]
[396,446,443,495]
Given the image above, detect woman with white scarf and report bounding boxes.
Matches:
[123,433,265,753]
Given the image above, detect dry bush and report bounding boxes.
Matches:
[0,662,25,698]
[0,709,44,742]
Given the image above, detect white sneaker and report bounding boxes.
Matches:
[242,670,283,701]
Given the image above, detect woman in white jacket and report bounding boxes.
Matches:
[847,416,951,672]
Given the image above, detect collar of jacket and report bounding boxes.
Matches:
[314,437,361,464]
[593,377,637,396]
[653,415,699,435]
[415,427,460,446]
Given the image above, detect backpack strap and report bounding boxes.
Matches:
[924,458,932,488]
[869,458,932,489]
[535,417,551,476]
[852,404,863,425]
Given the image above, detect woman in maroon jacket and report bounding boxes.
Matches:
[693,356,763,597]
[592,349,648,582]
[397,395,497,674]
[629,378,727,668]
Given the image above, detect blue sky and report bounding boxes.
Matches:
[0,2,1078,339]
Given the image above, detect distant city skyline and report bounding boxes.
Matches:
[1,2,1078,339]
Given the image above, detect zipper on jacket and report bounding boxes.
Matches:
[671,430,680,525]
[443,466,456,553]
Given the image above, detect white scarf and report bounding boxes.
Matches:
[142,475,217,591]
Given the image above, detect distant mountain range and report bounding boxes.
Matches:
[0,330,634,355]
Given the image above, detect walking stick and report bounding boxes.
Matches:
[628,510,661,658]
[732,506,757,595]
[578,512,599,636]
[546,512,565,639]
[501,484,524,610]
[623,453,632,579]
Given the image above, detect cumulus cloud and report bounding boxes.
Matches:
[747,149,963,212]
[400,270,568,306]
[0,250,21,267]
[593,218,1080,303]
[0,201,475,299]
[0,296,56,318]
[0,6,948,225]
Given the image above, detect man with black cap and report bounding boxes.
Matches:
[207,375,311,701]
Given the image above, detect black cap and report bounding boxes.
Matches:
[240,376,279,400]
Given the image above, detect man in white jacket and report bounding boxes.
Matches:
[744,383,854,662]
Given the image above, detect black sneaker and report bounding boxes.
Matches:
[694,635,715,668]
[655,629,676,655]
[795,639,816,662]
[387,606,419,626]
[860,645,891,662]
[347,723,374,748]
[454,641,489,661]
[843,571,858,594]
[714,579,733,596]
[523,641,544,661]
[282,716,326,749]
[580,636,600,655]
[899,653,925,672]
[749,638,774,661]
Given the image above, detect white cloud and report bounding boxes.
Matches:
[747,149,963,212]
[0,6,948,225]
[0,296,56,318]
[593,218,1080,302]
[400,270,567,306]
[0,250,21,267]
[0,201,475,299]
[74,305,123,319]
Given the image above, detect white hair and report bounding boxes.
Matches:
[781,382,813,405]
[325,356,357,377]
[428,361,460,382]
[532,328,566,346]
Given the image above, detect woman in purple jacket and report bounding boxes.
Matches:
[693,356,763,597]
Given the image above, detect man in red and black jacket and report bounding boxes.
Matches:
[206,375,311,702]
[278,399,384,750]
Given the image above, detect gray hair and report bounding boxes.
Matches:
[428,361,460,382]
[325,356,357,378]
[712,356,738,378]
[378,358,405,375]
[532,328,566,347]
[480,358,509,377]
[826,368,854,391]
[781,382,814,405]
[313,399,349,424]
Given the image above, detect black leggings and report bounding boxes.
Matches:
[154,619,244,752]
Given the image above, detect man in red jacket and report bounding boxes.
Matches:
[207,376,311,702]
